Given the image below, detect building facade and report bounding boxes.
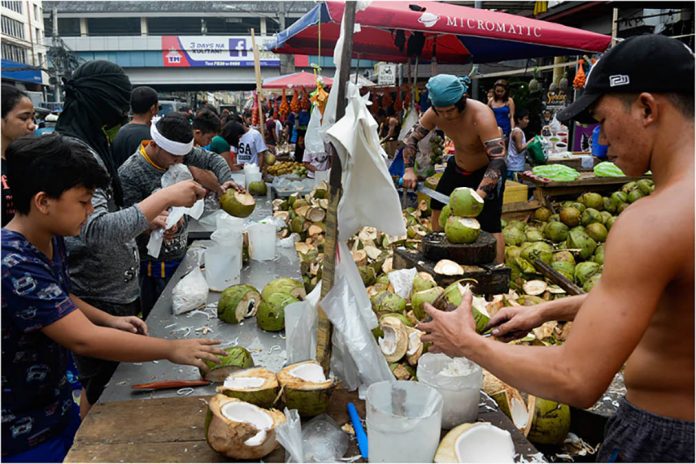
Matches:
[1,0,48,94]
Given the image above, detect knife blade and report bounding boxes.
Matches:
[417,185,450,205]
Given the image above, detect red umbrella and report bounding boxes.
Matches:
[271,1,611,63]
[262,71,334,89]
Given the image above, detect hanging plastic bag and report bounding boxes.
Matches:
[527,136,547,165]
[276,408,304,463]
[172,266,208,315]
[326,84,407,241]
[285,284,320,364]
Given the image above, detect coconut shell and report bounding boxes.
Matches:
[217,368,280,408]
[525,396,571,445]
[276,361,334,418]
[202,346,254,382]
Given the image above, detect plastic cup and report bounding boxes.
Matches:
[247,222,276,261]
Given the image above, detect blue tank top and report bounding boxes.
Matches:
[492,105,511,136]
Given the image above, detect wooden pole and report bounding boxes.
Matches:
[251,28,265,137]
[316,1,357,372]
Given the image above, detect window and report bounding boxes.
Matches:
[1,15,25,39]
[87,17,140,36]
[2,42,28,63]
[57,17,80,37]
[205,17,261,35]
[35,27,39,40]
[33,3,38,20]
[37,51,43,66]
[1,1,22,14]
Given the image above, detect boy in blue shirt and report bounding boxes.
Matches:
[2,134,226,462]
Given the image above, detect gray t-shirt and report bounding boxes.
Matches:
[119,146,233,263]
[64,139,149,305]
[112,123,151,168]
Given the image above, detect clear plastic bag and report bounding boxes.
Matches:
[276,408,304,463]
[302,414,349,462]
[388,268,417,300]
[172,266,209,315]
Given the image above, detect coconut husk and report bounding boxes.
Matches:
[352,249,368,266]
[216,368,279,408]
[305,207,326,223]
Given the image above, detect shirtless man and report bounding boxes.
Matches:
[402,74,506,262]
[419,35,694,462]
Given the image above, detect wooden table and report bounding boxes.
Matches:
[65,389,539,463]
[519,172,650,208]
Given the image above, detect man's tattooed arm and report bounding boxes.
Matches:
[478,137,507,197]
[402,123,431,168]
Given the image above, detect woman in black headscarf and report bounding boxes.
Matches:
[57,61,206,417]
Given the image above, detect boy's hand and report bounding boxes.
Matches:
[164,218,184,239]
[109,316,148,336]
[164,180,206,208]
[167,339,227,372]
[150,211,168,230]
[221,180,245,193]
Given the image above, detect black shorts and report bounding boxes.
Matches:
[430,157,506,233]
[597,397,694,462]
[73,298,140,405]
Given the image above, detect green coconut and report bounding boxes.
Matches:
[424,173,442,190]
[628,189,645,203]
[574,261,602,286]
[616,202,630,214]
[599,211,613,225]
[276,361,334,418]
[507,220,526,231]
[544,221,569,243]
[570,201,586,213]
[445,216,481,244]
[605,216,617,231]
[449,187,484,218]
[525,227,544,242]
[526,397,571,446]
[371,291,407,315]
[521,241,554,266]
[637,179,654,195]
[261,278,306,301]
[503,226,526,246]
[218,284,262,324]
[533,207,552,222]
[611,191,628,205]
[551,261,575,281]
[376,274,390,286]
[205,395,285,460]
[559,207,581,227]
[505,246,522,263]
[580,192,604,210]
[553,250,576,266]
[256,293,299,332]
[412,272,437,293]
[411,286,444,320]
[603,197,617,214]
[580,208,603,226]
[433,282,490,333]
[437,204,452,229]
[220,190,256,218]
[566,229,597,260]
[217,367,279,408]
[585,222,608,242]
[202,346,254,382]
[265,153,277,166]
[359,266,377,286]
[248,181,268,197]
[583,273,602,292]
[515,257,537,275]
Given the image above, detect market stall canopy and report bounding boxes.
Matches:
[262,71,333,89]
[270,1,612,64]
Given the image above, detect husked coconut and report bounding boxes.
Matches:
[434,259,464,276]
[378,316,409,362]
[434,422,515,463]
[206,395,285,459]
[277,361,334,418]
[217,367,279,408]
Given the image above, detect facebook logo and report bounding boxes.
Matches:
[229,38,247,57]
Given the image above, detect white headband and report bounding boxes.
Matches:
[150,123,193,156]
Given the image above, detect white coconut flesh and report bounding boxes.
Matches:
[456,217,481,230]
[523,280,548,296]
[223,376,266,390]
[220,402,274,447]
[379,327,398,356]
[406,329,423,356]
[288,363,327,383]
[235,192,256,206]
[454,423,515,462]
[510,396,530,429]
[434,259,464,276]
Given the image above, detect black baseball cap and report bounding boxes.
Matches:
[558,34,695,124]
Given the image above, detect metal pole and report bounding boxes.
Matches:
[251,29,265,137]
[51,7,61,103]
[611,8,619,46]
[471,0,482,99]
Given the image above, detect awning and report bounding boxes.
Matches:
[270,1,612,64]
[262,71,333,89]
[1,59,43,85]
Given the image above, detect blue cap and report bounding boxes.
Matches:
[426,74,470,107]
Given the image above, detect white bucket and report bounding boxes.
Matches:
[247,222,276,261]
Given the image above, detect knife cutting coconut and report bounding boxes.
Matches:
[401,74,507,263]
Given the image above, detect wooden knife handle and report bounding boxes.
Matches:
[131,379,210,390]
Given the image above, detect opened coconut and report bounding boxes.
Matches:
[277,361,334,417]
[523,280,547,296]
[218,284,261,324]
[202,346,254,382]
[378,316,409,362]
[434,259,464,276]
[483,371,533,435]
[445,216,481,244]
[449,187,484,218]
[525,396,571,445]
[405,326,425,365]
[206,395,285,459]
[248,181,268,197]
[217,367,279,408]
[434,422,515,463]
[220,190,256,218]
[256,292,299,332]
[261,277,306,300]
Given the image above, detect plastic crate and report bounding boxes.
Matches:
[503,180,528,204]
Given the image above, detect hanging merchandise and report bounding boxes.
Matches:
[279,89,289,120]
[310,82,329,116]
[559,73,569,92]
[290,89,300,113]
[573,59,587,89]
[300,88,311,111]
[251,92,260,127]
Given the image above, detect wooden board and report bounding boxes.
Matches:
[66,389,540,463]
[393,247,510,295]
[421,231,497,265]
